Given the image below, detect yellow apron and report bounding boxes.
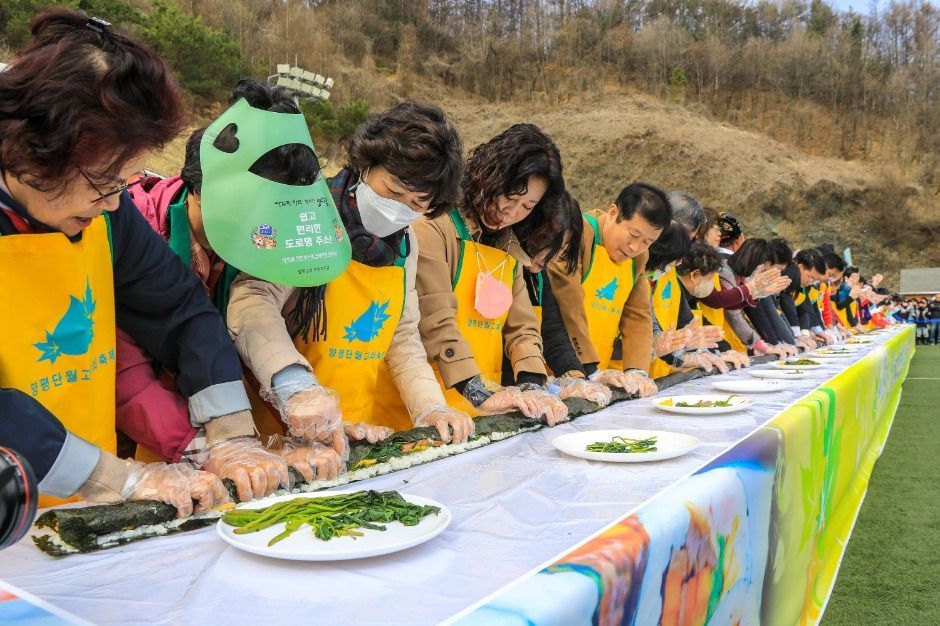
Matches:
[252,256,410,436]
[0,216,117,507]
[433,210,517,417]
[649,267,682,379]
[698,274,748,353]
[580,214,635,371]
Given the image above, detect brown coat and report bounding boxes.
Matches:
[413,208,546,388]
[547,209,653,372]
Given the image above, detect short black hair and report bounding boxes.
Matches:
[646,221,692,272]
[845,265,860,278]
[782,262,802,297]
[795,248,826,274]
[823,252,846,272]
[613,183,671,230]
[768,238,793,265]
[676,241,722,276]
[728,238,773,277]
[181,79,318,193]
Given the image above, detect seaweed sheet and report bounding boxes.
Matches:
[32,354,780,556]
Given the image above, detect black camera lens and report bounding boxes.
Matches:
[0,446,38,549]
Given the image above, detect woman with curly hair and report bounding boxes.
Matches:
[228,101,477,462]
[411,124,583,425]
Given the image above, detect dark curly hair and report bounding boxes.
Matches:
[515,190,583,274]
[462,123,565,237]
[347,101,462,218]
[0,9,186,193]
[182,79,319,193]
[677,241,723,276]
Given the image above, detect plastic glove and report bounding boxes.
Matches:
[653,327,688,357]
[479,387,569,426]
[593,369,658,397]
[796,335,817,351]
[413,405,475,443]
[344,422,395,444]
[746,266,792,298]
[121,462,230,518]
[278,384,347,458]
[553,377,613,407]
[684,320,723,350]
[720,350,751,369]
[278,439,345,484]
[204,437,289,502]
[776,343,799,358]
[683,351,728,374]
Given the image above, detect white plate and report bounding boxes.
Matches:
[771,360,826,370]
[712,379,793,393]
[811,349,857,357]
[216,491,451,561]
[750,369,810,380]
[655,394,753,415]
[552,429,701,463]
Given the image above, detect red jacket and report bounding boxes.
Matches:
[115,176,197,462]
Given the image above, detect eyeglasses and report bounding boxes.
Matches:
[81,170,149,203]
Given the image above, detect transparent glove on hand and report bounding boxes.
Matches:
[747,266,791,299]
[343,422,394,444]
[592,369,657,397]
[267,436,344,484]
[479,386,569,426]
[720,350,750,369]
[684,321,723,350]
[121,462,230,518]
[204,436,289,502]
[654,328,688,357]
[413,405,475,443]
[268,380,347,458]
[553,377,613,407]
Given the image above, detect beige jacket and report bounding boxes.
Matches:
[226,225,445,420]
[413,208,546,389]
[547,210,653,372]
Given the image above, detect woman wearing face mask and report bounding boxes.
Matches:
[228,102,477,457]
[502,192,612,407]
[411,124,569,425]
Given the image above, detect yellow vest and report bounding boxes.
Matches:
[580,214,636,370]
[0,216,116,507]
[649,267,682,379]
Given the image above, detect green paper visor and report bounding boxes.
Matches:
[200,98,351,287]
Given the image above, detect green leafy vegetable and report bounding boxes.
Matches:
[585,436,658,453]
[783,358,820,366]
[675,395,739,408]
[222,491,440,546]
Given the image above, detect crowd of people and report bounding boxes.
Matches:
[889,295,940,345]
[0,10,917,515]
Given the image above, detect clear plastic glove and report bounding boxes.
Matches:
[204,437,289,502]
[479,387,569,426]
[777,343,800,358]
[343,422,394,444]
[276,384,347,458]
[122,462,230,518]
[413,405,475,443]
[653,327,688,357]
[746,266,792,298]
[720,350,751,369]
[684,320,723,350]
[795,335,817,351]
[815,331,833,345]
[683,351,728,374]
[593,369,658,397]
[276,438,345,484]
[553,377,613,407]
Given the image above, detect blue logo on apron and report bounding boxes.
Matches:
[34,279,96,364]
[344,300,391,343]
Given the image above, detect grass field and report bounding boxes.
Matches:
[822,345,940,625]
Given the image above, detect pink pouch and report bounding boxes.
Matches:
[474,271,513,319]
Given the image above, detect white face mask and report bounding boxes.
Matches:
[691,275,714,299]
[355,177,420,238]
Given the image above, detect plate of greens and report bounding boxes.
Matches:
[772,358,825,370]
[552,429,701,463]
[655,394,753,415]
[217,490,450,561]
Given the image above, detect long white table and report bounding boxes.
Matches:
[0,330,904,625]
